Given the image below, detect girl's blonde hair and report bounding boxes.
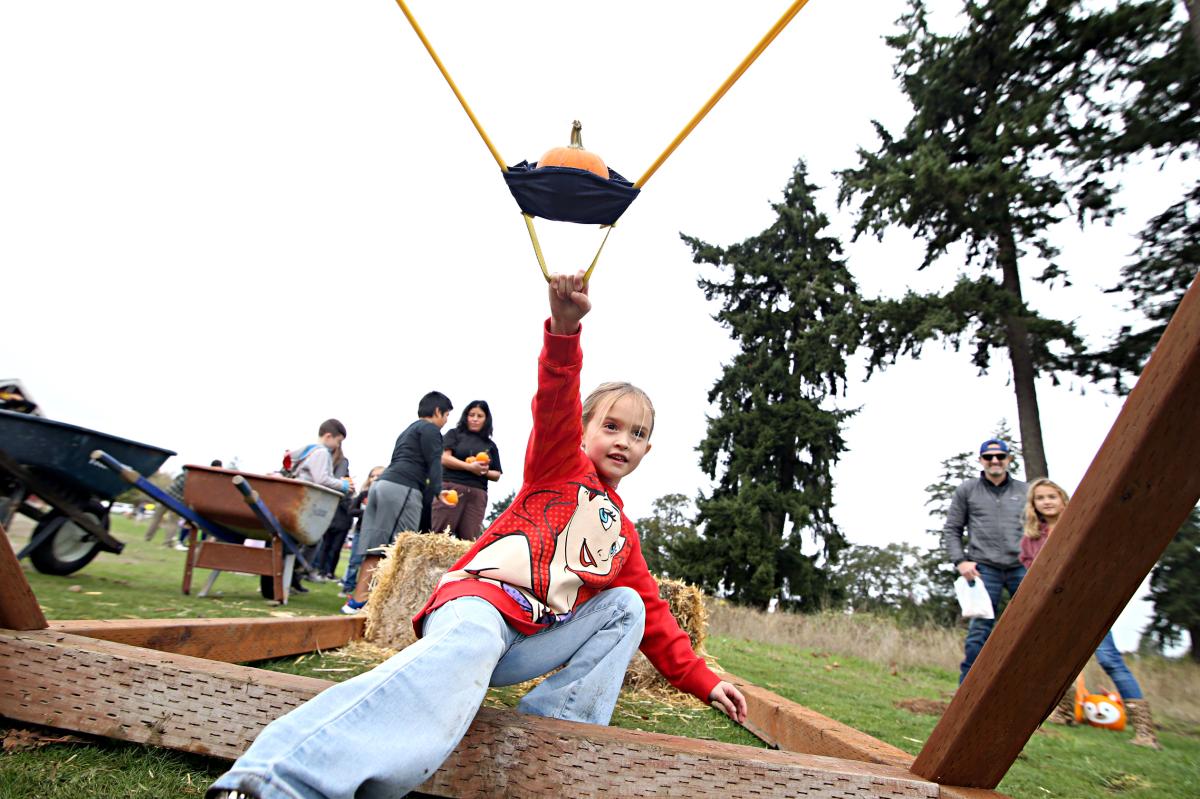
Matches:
[582,382,655,439]
[1024,477,1070,539]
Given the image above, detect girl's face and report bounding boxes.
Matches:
[581,394,652,488]
[367,468,383,487]
[1033,486,1065,520]
[466,407,487,433]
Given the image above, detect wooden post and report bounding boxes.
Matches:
[912,273,1200,787]
[0,522,47,630]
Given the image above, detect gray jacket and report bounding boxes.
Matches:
[941,474,1027,569]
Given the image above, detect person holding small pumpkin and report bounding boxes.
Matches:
[431,400,503,540]
[1023,478,1161,749]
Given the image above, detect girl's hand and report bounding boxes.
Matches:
[548,270,591,335]
[709,681,748,724]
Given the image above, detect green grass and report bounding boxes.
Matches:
[3,517,1198,798]
[710,635,1200,799]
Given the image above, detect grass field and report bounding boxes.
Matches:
[3,516,1198,798]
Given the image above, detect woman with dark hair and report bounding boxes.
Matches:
[431,400,502,540]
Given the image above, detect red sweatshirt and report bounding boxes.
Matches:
[412,320,721,703]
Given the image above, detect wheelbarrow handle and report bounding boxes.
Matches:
[90,450,141,485]
[231,476,310,570]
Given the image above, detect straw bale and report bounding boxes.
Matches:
[362,534,712,702]
[363,532,470,651]
[623,577,712,699]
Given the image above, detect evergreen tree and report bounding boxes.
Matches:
[485,490,514,525]
[1145,508,1200,662]
[682,160,860,610]
[1082,186,1200,393]
[837,0,1177,479]
[1075,3,1199,392]
[634,493,708,581]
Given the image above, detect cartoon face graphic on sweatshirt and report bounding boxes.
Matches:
[440,482,630,622]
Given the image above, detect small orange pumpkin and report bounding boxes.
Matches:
[465,456,477,463]
[443,489,459,507]
[475,452,491,464]
[537,120,608,178]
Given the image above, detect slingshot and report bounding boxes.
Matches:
[392,0,814,281]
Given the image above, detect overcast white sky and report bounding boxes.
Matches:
[2,1,1193,651]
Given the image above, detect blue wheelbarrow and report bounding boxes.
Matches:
[0,408,175,575]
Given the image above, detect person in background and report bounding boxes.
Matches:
[431,400,502,540]
[287,420,354,593]
[306,445,353,583]
[942,438,1027,683]
[1024,478,1161,748]
[339,394,454,613]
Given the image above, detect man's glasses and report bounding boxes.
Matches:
[981,453,1008,462]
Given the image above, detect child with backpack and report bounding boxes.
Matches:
[207,271,747,799]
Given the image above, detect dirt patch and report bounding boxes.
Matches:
[895,698,949,716]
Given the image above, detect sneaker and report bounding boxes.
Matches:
[340,598,367,615]
[206,790,259,799]
[304,573,327,584]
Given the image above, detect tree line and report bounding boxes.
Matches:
[654,1,1197,658]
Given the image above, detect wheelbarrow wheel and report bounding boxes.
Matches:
[29,503,108,575]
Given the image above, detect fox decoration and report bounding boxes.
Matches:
[1073,675,1127,731]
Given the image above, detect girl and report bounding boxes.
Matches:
[1024,478,1160,748]
[431,400,502,540]
[208,272,747,799]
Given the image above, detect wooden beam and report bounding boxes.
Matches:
[0,628,947,798]
[730,674,1010,799]
[912,272,1200,788]
[731,673,911,767]
[0,522,47,631]
[48,615,365,663]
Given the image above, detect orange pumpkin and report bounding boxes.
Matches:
[465,456,477,463]
[443,489,459,507]
[475,452,490,464]
[537,120,608,178]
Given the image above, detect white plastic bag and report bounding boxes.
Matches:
[954,576,995,620]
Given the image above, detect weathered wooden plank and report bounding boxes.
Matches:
[730,675,1010,799]
[48,615,365,663]
[0,629,942,798]
[912,272,1200,788]
[0,522,47,630]
[732,674,912,767]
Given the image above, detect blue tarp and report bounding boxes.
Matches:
[503,162,640,226]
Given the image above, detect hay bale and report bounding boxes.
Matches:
[363,532,471,651]
[622,577,712,699]
[363,534,712,701]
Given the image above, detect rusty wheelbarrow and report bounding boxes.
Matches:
[92,452,341,604]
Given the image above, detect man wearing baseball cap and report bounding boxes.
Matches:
[942,438,1028,682]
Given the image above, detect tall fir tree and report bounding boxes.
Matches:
[1145,508,1200,662]
[682,160,860,610]
[837,0,1178,479]
[1075,1,1199,392]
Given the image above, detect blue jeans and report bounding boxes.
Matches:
[209,588,646,799]
[960,562,1026,683]
[1095,630,1143,699]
